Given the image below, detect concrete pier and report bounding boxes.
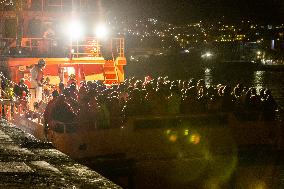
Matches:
[0,119,121,188]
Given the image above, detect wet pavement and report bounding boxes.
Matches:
[0,119,121,189]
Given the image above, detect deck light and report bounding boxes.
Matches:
[68,20,84,40]
[95,24,108,39]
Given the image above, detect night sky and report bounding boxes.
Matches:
[104,0,284,23]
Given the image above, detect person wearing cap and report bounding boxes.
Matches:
[30,59,46,110]
[67,74,77,88]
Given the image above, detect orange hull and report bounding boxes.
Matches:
[7,56,126,86]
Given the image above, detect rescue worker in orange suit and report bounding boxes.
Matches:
[30,59,45,110]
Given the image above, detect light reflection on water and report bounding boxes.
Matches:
[127,62,284,188]
[203,68,284,107]
[253,71,265,92]
[204,68,212,87]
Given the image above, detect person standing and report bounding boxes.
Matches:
[30,59,46,110]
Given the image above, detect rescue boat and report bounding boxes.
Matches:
[2,35,283,187]
[1,25,283,189]
[11,110,283,188]
[12,111,283,158]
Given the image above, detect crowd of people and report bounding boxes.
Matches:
[1,75,279,128]
[43,77,279,127]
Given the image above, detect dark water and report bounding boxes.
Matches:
[204,68,284,108]
[120,58,284,188]
[126,57,284,108]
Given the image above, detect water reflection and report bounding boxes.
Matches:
[253,71,265,92]
[204,68,213,87]
[203,68,284,107]
[126,61,284,188]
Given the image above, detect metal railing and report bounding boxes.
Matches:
[0,37,125,59]
[24,0,93,12]
[0,99,15,121]
[69,37,125,59]
[70,38,101,58]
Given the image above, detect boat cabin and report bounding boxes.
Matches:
[0,0,127,86]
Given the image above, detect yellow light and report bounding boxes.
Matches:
[254,180,267,189]
[190,134,200,144]
[184,129,189,136]
[169,134,177,142]
[166,129,171,135]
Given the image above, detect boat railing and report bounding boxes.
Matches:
[0,37,68,58]
[21,0,95,12]
[48,117,123,134]
[46,109,283,135]
[49,121,78,134]
[0,0,96,12]
[127,113,230,130]
[0,37,125,59]
[70,38,101,58]
[0,38,15,55]
[29,111,44,125]
[47,113,230,134]
[70,37,125,59]
[127,109,283,126]
[0,99,15,121]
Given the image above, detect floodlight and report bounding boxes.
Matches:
[67,20,84,40]
[95,24,108,39]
